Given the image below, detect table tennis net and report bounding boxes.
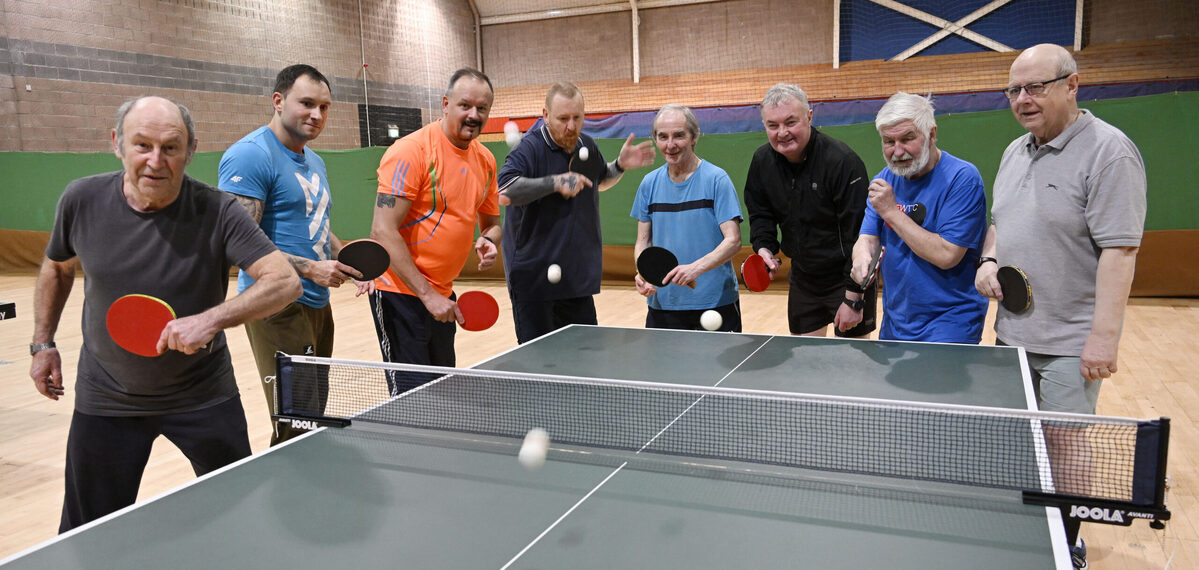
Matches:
[274,354,1168,511]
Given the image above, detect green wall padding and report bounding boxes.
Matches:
[2,92,1195,244]
[1077,92,1199,231]
[1,152,122,235]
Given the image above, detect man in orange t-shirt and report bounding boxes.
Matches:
[369,68,501,382]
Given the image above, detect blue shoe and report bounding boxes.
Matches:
[1070,539,1088,570]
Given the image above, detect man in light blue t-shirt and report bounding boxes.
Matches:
[631,104,743,331]
[219,64,369,444]
[845,92,987,343]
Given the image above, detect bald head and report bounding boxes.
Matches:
[111,96,198,207]
[1013,43,1078,78]
[1007,44,1081,144]
[115,96,196,156]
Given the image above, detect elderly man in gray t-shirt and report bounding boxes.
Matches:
[30,96,301,532]
[977,44,1147,415]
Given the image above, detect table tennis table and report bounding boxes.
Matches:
[3,325,1074,569]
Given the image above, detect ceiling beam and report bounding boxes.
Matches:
[480,0,725,26]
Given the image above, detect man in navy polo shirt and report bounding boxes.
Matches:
[497,82,655,343]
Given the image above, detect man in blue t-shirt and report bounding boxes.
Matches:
[844,92,988,343]
[219,64,369,444]
[497,82,655,343]
[630,104,743,331]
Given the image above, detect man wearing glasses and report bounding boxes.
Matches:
[974,44,1146,567]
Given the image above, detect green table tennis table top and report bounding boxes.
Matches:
[1,325,1069,569]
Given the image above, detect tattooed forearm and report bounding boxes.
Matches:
[286,254,311,277]
[376,194,397,208]
[498,176,556,207]
[232,194,265,223]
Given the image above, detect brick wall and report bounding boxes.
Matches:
[483,11,632,86]
[638,0,831,77]
[0,0,478,152]
[482,0,833,88]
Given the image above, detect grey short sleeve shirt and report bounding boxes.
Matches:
[991,110,1147,355]
[46,172,278,415]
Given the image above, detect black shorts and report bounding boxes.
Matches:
[511,296,597,344]
[787,269,876,336]
[646,301,742,333]
[369,290,456,394]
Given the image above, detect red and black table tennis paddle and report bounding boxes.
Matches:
[637,246,695,289]
[997,265,1032,313]
[337,239,390,281]
[741,254,771,292]
[105,294,179,357]
[458,290,500,332]
[908,203,927,226]
[568,144,607,182]
[860,248,885,290]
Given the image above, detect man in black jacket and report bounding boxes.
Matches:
[744,83,874,337]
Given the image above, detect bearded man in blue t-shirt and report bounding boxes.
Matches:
[843,92,988,343]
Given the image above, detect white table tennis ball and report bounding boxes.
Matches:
[578,146,589,161]
[700,310,723,331]
[504,121,521,148]
[547,264,562,284]
[518,427,550,470]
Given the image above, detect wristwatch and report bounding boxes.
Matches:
[842,296,865,312]
[976,256,997,269]
[30,341,56,355]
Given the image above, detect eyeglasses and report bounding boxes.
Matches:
[1003,74,1072,100]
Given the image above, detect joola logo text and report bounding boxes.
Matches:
[288,419,319,431]
[1069,505,1125,523]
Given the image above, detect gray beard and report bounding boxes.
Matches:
[888,139,931,178]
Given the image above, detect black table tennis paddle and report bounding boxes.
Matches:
[338,239,390,280]
[637,246,694,289]
[568,143,607,182]
[860,248,885,290]
[997,265,1032,313]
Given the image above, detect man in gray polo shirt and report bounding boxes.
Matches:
[975,45,1146,565]
[977,43,1146,413]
